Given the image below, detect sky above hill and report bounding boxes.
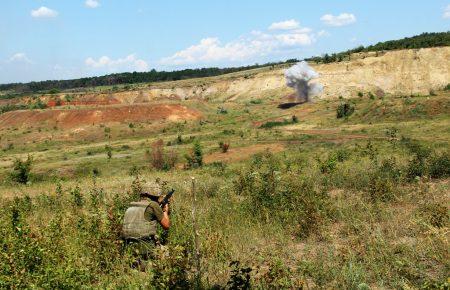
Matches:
[1,0,449,84]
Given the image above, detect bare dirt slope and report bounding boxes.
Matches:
[42,47,448,104]
[8,47,447,106]
[0,104,202,129]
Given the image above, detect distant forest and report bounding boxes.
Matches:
[1,31,449,96]
[305,31,450,64]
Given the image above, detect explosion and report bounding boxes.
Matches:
[284,61,323,102]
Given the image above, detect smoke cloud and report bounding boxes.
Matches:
[284,61,323,102]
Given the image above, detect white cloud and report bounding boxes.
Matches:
[85,0,100,9]
[320,13,356,27]
[443,4,450,19]
[31,6,58,18]
[160,23,315,66]
[85,54,149,72]
[269,19,300,30]
[317,30,330,38]
[8,53,32,63]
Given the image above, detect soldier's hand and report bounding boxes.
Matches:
[163,203,169,213]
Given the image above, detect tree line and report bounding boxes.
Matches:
[0,61,297,96]
[306,31,450,64]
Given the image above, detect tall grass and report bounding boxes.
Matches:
[0,138,448,288]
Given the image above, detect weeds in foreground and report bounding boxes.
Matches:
[0,137,448,288]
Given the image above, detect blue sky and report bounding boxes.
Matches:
[1,0,449,84]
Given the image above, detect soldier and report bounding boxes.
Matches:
[122,182,170,271]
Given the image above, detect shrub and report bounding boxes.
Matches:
[249,99,262,104]
[357,91,363,97]
[152,245,190,289]
[261,259,294,289]
[105,145,112,160]
[367,158,401,202]
[428,152,450,178]
[317,155,338,174]
[219,142,230,153]
[11,155,33,184]
[226,261,252,290]
[335,148,351,162]
[92,168,101,177]
[70,186,84,207]
[402,139,431,180]
[235,152,331,238]
[185,141,203,169]
[150,140,178,171]
[48,88,60,94]
[0,104,28,115]
[128,165,140,176]
[336,103,355,119]
[151,140,165,169]
[29,99,47,110]
[417,203,448,228]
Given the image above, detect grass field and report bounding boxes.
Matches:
[0,83,449,288]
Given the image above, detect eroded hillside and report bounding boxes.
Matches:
[54,46,450,103]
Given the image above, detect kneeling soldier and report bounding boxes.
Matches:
[122,185,170,271]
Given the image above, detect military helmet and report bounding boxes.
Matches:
[140,181,162,198]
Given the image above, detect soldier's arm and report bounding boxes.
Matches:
[159,204,170,230]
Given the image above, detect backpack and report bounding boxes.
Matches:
[122,201,157,239]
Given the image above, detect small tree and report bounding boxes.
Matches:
[336,103,355,119]
[149,140,178,171]
[151,139,165,170]
[11,155,33,184]
[105,145,112,160]
[219,141,230,153]
[185,141,203,169]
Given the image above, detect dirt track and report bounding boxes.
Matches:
[0,104,202,129]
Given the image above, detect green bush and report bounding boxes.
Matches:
[235,152,331,238]
[336,103,355,118]
[428,152,450,179]
[226,261,252,290]
[105,145,112,160]
[249,99,262,104]
[367,158,402,202]
[0,104,28,114]
[152,245,190,289]
[29,99,47,110]
[48,88,60,94]
[185,141,203,169]
[10,155,33,184]
[318,155,338,174]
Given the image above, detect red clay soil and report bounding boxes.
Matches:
[46,99,121,107]
[0,104,202,129]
